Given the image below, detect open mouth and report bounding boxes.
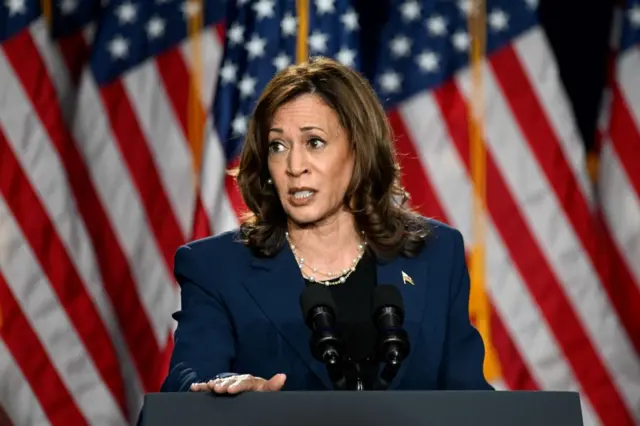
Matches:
[288,188,317,205]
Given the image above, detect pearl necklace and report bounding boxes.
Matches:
[285,231,367,286]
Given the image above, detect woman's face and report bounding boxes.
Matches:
[267,94,355,226]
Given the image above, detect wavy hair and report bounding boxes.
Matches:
[233,57,430,260]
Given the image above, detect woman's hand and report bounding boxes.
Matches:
[190,373,286,394]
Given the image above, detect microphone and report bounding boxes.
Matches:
[300,285,347,390]
[371,285,410,390]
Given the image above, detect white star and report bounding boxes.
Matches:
[629,5,640,28]
[146,16,165,39]
[232,114,247,135]
[488,9,508,31]
[416,50,439,72]
[59,0,77,15]
[245,34,267,59]
[379,71,402,94]
[340,9,359,32]
[281,13,297,36]
[309,31,329,53]
[336,47,356,68]
[219,60,237,84]
[182,0,201,19]
[458,0,472,16]
[315,0,335,15]
[5,0,26,15]
[108,36,129,59]
[452,31,469,51]
[115,1,137,24]
[273,53,291,71]
[227,22,244,45]
[426,15,447,36]
[238,74,257,98]
[253,0,274,20]
[400,0,420,22]
[389,35,412,58]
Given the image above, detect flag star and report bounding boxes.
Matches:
[253,0,274,20]
[245,34,267,59]
[426,15,447,36]
[116,1,137,24]
[452,31,469,51]
[182,0,201,19]
[389,35,412,58]
[232,114,247,135]
[309,31,329,53]
[524,0,538,10]
[273,53,291,71]
[336,47,356,67]
[341,9,359,31]
[59,0,78,15]
[416,50,439,72]
[238,75,257,98]
[488,9,508,31]
[629,5,640,28]
[108,36,129,59]
[315,0,335,15]
[400,0,420,22]
[220,60,237,84]
[458,0,472,16]
[5,0,26,15]
[146,16,165,39]
[281,13,297,36]
[379,71,402,94]
[227,22,244,45]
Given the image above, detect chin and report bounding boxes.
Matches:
[284,208,326,227]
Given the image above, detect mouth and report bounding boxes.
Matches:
[288,187,317,205]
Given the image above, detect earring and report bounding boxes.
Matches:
[267,178,273,184]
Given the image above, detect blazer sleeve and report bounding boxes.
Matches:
[160,244,236,392]
[438,230,494,391]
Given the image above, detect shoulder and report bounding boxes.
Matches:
[417,217,465,262]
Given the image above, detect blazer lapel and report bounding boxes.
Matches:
[376,255,429,390]
[240,245,333,389]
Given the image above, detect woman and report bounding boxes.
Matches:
[160,57,493,394]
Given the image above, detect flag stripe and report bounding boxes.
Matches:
[0,273,84,426]
[609,83,640,198]
[389,106,539,392]
[0,49,128,418]
[73,79,178,351]
[3,32,164,400]
[122,59,196,238]
[435,79,633,426]
[0,185,126,424]
[98,80,185,271]
[485,49,640,417]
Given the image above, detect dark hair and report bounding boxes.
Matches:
[233,56,430,260]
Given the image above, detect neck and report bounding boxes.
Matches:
[286,210,363,268]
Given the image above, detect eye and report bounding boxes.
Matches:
[307,137,325,149]
[268,141,286,154]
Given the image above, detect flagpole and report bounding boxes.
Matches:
[467,0,501,383]
[296,0,309,63]
[187,0,205,199]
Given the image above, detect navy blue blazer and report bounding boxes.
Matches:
[159,219,493,392]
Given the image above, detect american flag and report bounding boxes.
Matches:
[0,1,639,426]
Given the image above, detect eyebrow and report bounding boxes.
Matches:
[269,126,326,134]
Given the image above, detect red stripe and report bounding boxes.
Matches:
[55,31,90,88]
[225,157,249,219]
[387,109,448,221]
[609,83,640,196]
[491,46,640,357]
[434,79,634,426]
[390,110,536,392]
[0,272,87,426]
[0,126,124,418]
[3,33,163,394]
[99,81,185,270]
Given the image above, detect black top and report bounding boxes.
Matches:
[304,253,379,390]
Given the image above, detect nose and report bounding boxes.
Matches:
[286,143,308,177]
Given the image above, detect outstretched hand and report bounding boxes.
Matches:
[190,373,286,394]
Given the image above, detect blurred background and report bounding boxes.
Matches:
[0,0,639,425]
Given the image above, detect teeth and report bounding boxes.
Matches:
[293,190,314,199]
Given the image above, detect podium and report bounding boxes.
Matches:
[141,390,584,426]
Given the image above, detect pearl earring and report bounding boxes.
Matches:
[267,178,273,184]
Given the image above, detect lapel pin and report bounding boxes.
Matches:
[402,271,414,286]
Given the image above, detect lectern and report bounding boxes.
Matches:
[141,390,584,426]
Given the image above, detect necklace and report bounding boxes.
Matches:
[285,231,367,286]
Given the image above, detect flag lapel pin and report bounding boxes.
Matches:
[402,271,414,285]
